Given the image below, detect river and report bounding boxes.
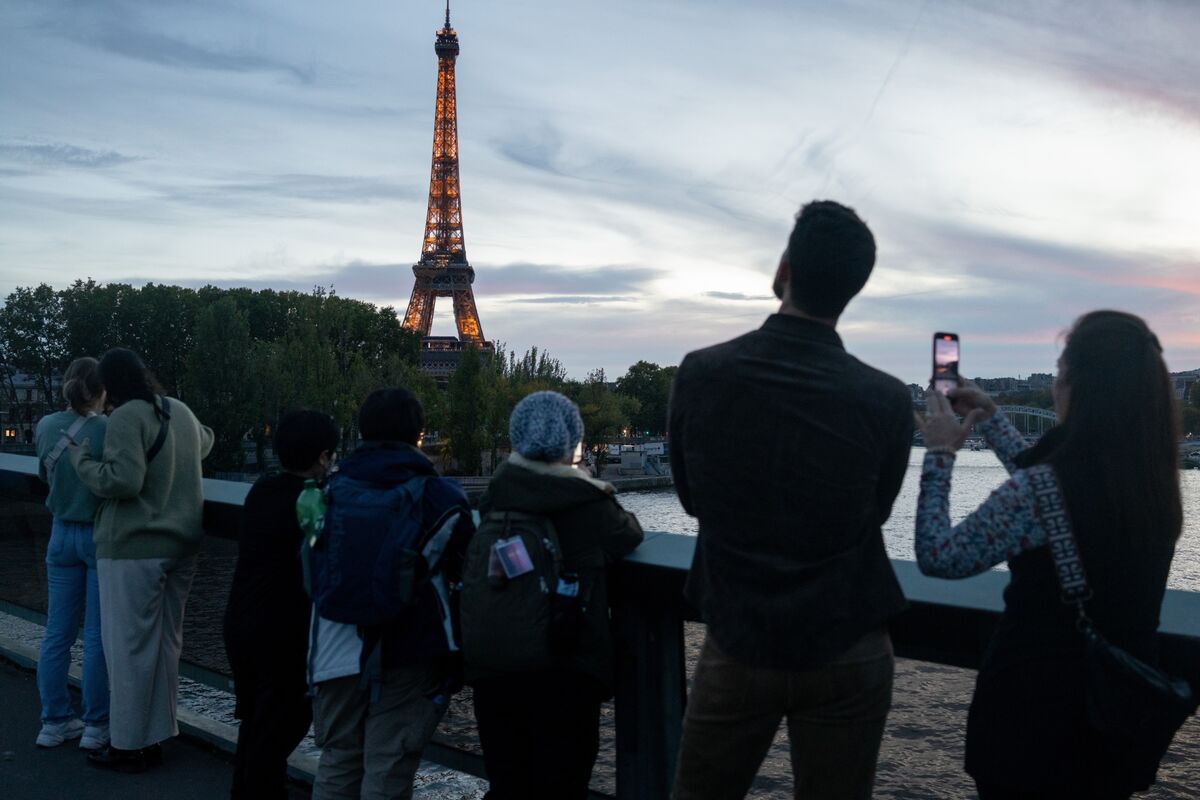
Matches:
[617,448,1200,591]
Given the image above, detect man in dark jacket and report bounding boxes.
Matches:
[471,391,643,799]
[224,410,338,799]
[669,201,913,799]
[308,388,475,800]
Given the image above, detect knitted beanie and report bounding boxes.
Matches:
[509,391,584,462]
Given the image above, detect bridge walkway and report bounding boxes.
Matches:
[0,656,313,800]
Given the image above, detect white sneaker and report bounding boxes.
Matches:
[36,718,85,748]
[79,724,110,750]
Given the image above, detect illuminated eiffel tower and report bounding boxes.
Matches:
[402,2,488,377]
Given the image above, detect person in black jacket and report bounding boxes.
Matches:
[471,391,644,800]
[669,201,913,799]
[223,410,338,800]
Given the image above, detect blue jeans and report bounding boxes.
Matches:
[37,519,109,724]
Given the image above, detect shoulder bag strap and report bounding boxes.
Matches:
[1026,464,1093,625]
[146,396,172,465]
[42,413,93,475]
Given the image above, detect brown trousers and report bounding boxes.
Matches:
[672,630,894,800]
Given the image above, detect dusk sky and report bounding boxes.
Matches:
[2,0,1198,383]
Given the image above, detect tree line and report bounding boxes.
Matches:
[0,281,678,474]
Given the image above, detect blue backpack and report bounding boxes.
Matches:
[307,473,429,627]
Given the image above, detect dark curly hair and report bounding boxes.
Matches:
[98,348,163,410]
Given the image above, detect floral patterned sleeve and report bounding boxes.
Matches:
[914,451,1047,578]
[977,409,1027,474]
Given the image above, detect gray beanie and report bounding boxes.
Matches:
[509,390,584,462]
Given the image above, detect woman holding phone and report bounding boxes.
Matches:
[69,348,213,772]
[913,310,1182,798]
[32,357,110,750]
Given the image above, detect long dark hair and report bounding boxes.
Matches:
[1051,311,1182,547]
[98,348,163,411]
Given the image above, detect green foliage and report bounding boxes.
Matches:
[184,298,256,472]
[615,360,677,436]
[446,345,486,475]
[567,369,638,461]
[0,284,66,404]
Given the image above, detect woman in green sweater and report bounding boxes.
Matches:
[70,348,213,773]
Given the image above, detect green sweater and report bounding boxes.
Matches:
[72,396,214,560]
[35,410,107,522]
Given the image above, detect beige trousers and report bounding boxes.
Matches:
[97,555,197,750]
[311,666,444,800]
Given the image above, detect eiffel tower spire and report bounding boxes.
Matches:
[402,3,485,345]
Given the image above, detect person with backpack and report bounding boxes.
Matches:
[68,347,213,772]
[306,387,474,800]
[464,390,644,800]
[32,357,110,751]
[223,410,338,799]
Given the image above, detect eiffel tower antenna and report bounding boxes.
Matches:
[402,4,488,377]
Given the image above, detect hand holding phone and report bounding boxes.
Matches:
[932,332,960,396]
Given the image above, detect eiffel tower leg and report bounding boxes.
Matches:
[403,282,437,337]
[452,289,484,342]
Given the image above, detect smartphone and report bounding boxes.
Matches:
[932,332,960,396]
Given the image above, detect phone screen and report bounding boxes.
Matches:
[932,332,960,395]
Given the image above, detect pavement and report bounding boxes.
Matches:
[0,657,312,800]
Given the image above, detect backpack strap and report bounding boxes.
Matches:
[146,397,172,465]
[42,413,93,475]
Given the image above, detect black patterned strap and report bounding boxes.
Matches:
[1027,464,1092,604]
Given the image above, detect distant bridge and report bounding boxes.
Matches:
[997,405,1057,435]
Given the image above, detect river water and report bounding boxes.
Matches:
[617,448,1200,591]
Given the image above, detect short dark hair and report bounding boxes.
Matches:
[358,387,424,444]
[274,410,339,472]
[785,200,876,318]
[98,348,163,408]
[62,357,103,414]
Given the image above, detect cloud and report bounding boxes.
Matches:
[506,295,633,305]
[703,291,774,302]
[474,262,663,297]
[0,142,139,169]
[38,4,316,84]
[153,173,419,208]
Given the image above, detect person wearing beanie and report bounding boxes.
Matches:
[471,391,643,799]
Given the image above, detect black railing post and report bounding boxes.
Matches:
[612,565,688,800]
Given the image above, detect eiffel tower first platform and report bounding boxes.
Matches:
[401,2,490,380]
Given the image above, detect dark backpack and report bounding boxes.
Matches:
[461,511,576,673]
[307,473,429,627]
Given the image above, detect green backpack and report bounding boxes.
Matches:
[461,510,574,673]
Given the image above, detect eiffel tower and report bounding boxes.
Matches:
[402,2,487,377]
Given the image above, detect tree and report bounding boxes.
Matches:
[445,346,486,475]
[183,298,256,472]
[616,360,677,436]
[568,369,637,466]
[0,284,67,405]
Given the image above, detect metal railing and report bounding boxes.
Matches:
[2,452,1198,799]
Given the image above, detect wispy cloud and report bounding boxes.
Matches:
[0,142,139,169]
[475,263,663,297]
[506,295,633,305]
[703,291,774,302]
[37,3,317,84]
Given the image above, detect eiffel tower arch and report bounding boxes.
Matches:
[402,2,490,379]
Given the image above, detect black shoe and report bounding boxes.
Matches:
[86,744,159,773]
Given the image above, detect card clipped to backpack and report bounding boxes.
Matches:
[461,511,566,673]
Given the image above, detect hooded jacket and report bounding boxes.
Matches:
[475,455,644,694]
[307,442,474,685]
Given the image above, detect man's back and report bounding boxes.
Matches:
[670,313,913,669]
